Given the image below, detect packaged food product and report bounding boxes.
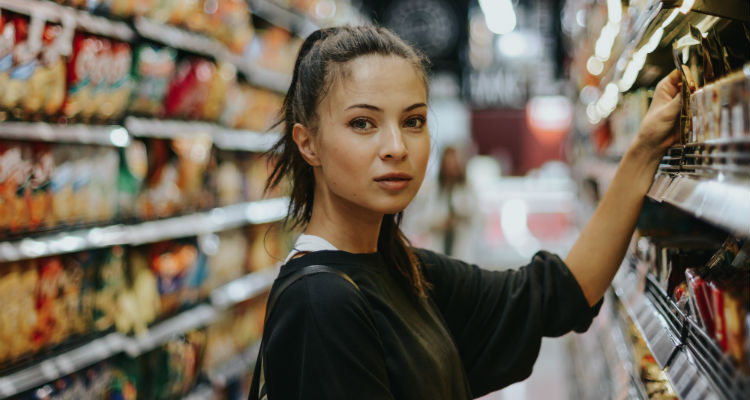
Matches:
[87,147,120,223]
[203,228,248,294]
[0,13,42,118]
[0,11,15,113]
[28,142,54,231]
[49,144,76,227]
[172,135,214,210]
[0,262,39,365]
[94,246,127,331]
[117,139,148,219]
[202,60,235,121]
[0,142,33,235]
[163,57,215,120]
[728,68,749,138]
[63,33,101,121]
[116,248,159,334]
[100,40,134,122]
[148,240,200,315]
[83,37,112,123]
[128,44,177,117]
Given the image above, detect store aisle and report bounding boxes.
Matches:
[477,338,572,400]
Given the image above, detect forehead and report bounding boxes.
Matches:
[324,54,427,110]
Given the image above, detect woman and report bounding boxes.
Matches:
[254,25,681,399]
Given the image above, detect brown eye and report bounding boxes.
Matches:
[404,116,425,129]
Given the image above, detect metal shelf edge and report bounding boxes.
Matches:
[0,332,124,398]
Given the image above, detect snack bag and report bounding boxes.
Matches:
[1,13,42,117]
[0,142,34,234]
[33,257,65,350]
[72,146,93,224]
[63,33,100,121]
[102,41,134,121]
[201,60,235,121]
[28,142,54,231]
[94,246,127,331]
[0,11,17,115]
[163,57,215,120]
[23,21,72,118]
[128,44,177,116]
[49,144,76,227]
[117,139,148,219]
[0,262,39,364]
[149,240,199,314]
[83,37,111,122]
[172,135,213,211]
[87,147,119,223]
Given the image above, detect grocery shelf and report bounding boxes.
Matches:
[0,197,289,262]
[0,122,130,147]
[0,0,135,41]
[211,266,278,309]
[214,128,280,152]
[607,315,649,400]
[121,304,217,357]
[134,17,234,61]
[124,117,281,152]
[611,263,749,399]
[206,342,261,387]
[0,333,124,398]
[132,17,291,94]
[647,174,750,238]
[250,0,320,37]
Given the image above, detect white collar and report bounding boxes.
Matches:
[284,234,339,263]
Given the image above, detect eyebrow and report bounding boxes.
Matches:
[345,103,427,112]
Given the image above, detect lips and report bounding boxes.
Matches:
[374,173,413,192]
[374,173,412,182]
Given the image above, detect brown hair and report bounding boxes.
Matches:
[265,25,431,296]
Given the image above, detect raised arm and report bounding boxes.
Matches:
[565,69,683,306]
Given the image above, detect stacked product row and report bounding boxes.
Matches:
[0,0,288,127]
[0,223,288,371]
[12,298,267,399]
[0,137,280,238]
[635,235,750,374]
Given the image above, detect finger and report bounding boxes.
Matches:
[660,92,683,121]
[655,69,682,100]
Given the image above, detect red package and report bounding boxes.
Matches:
[710,281,728,351]
[63,33,101,121]
[685,268,715,337]
[33,257,64,350]
[163,58,215,120]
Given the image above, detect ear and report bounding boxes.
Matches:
[292,123,321,167]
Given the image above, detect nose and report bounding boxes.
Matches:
[380,124,408,161]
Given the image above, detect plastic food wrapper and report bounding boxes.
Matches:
[63,33,101,121]
[163,57,215,120]
[128,44,177,117]
[22,20,72,118]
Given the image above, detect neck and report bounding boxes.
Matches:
[305,185,383,254]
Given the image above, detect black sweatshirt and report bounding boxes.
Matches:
[260,248,602,399]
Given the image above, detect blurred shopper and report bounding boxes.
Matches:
[414,146,478,261]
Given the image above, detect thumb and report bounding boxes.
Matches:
[657,92,682,123]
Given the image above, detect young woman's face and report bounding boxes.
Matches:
[313,54,430,216]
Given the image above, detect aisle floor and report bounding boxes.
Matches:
[477,338,573,400]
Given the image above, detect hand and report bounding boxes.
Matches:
[631,69,683,159]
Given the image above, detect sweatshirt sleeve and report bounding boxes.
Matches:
[262,273,395,400]
[417,249,602,397]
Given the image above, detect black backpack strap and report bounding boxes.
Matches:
[249,264,360,400]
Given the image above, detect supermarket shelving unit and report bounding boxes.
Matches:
[568,0,750,399]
